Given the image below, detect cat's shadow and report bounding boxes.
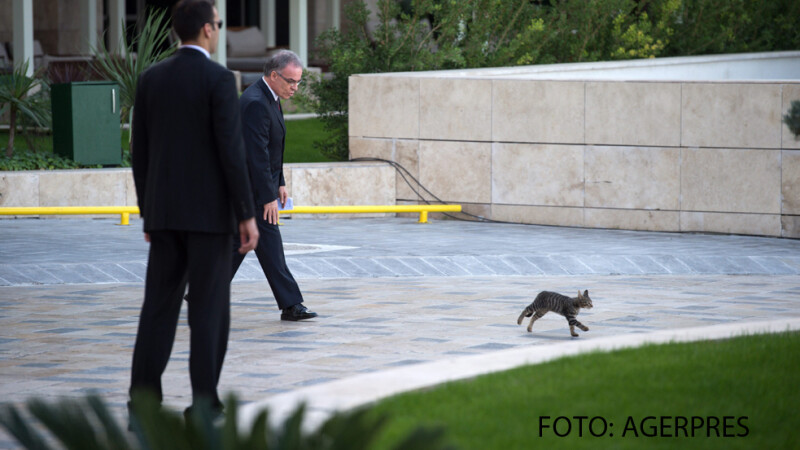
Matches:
[523,333,578,341]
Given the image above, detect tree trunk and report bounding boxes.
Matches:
[6,107,16,158]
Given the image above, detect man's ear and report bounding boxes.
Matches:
[202,22,213,39]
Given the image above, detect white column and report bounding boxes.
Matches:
[108,0,126,55]
[260,0,276,47]
[213,0,227,66]
[81,0,98,54]
[12,0,34,76]
[331,0,340,30]
[290,0,308,67]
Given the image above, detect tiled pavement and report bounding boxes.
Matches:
[1,217,800,447]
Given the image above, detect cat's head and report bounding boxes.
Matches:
[577,290,593,309]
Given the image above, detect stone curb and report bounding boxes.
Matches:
[238,317,800,432]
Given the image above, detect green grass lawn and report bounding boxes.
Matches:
[366,331,800,450]
[0,119,330,170]
[1,117,331,169]
[284,117,334,163]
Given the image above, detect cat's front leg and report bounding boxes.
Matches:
[567,316,587,336]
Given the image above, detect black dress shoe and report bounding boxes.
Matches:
[184,403,224,424]
[281,303,317,321]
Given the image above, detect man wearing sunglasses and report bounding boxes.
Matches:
[130,0,258,419]
[231,49,317,322]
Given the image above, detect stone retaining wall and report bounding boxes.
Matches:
[348,51,800,238]
[0,161,395,219]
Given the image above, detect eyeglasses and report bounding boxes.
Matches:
[210,20,223,29]
[274,71,302,87]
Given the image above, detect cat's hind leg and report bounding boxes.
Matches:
[517,305,534,325]
[527,311,546,332]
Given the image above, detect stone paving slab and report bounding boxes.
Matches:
[2,274,800,448]
[1,218,799,285]
[1,217,800,448]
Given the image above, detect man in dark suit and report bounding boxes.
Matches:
[233,49,316,321]
[129,0,258,415]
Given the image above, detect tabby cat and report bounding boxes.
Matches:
[517,290,593,337]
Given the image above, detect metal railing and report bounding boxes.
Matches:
[281,204,462,223]
[0,204,462,225]
[0,206,140,225]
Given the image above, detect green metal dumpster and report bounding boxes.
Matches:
[51,81,121,165]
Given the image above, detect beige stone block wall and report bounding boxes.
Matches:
[782,216,800,238]
[0,172,40,207]
[287,162,395,218]
[492,143,583,207]
[492,204,584,228]
[783,150,800,214]
[395,140,420,201]
[419,140,491,204]
[349,76,419,139]
[783,84,800,149]
[39,169,129,207]
[1,164,395,221]
[346,74,796,237]
[586,82,681,147]
[585,208,680,232]
[681,148,781,214]
[682,83,782,149]
[681,212,781,236]
[348,137,422,202]
[349,137,393,160]
[0,169,136,219]
[492,80,584,144]
[585,146,680,210]
[420,78,492,141]
[125,172,138,207]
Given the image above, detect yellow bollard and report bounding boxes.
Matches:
[418,210,428,223]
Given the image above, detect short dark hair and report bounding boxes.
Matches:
[172,0,215,42]
[263,50,303,76]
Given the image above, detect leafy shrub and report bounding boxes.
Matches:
[0,148,79,171]
[784,100,800,140]
[0,393,456,450]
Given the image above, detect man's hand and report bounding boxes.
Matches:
[263,200,279,225]
[144,232,150,243]
[238,217,259,254]
[279,186,288,208]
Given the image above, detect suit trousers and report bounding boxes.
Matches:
[130,230,232,408]
[231,209,303,310]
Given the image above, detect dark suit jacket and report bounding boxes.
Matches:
[239,79,286,205]
[132,48,255,233]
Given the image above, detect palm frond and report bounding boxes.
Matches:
[92,7,176,123]
[0,403,54,450]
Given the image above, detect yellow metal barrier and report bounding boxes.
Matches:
[280,204,462,223]
[0,204,461,225]
[0,206,140,225]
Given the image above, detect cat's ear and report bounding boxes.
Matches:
[584,290,589,297]
[577,290,583,299]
